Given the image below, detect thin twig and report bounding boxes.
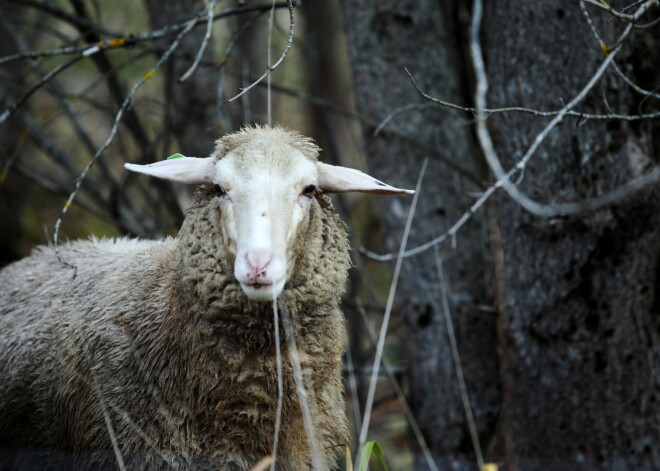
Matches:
[251,78,481,184]
[434,252,484,469]
[0,52,85,124]
[0,2,299,66]
[228,0,295,102]
[0,14,118,188]
[70,367,178,469]
[373,103,437,136]
[634,15,660,28]
[356,158,427,467]
[579,0,638,20]
[53,15,199,275]
[579,2,660,101]
[267,0,276,125]
[251,457,275,471]
[403,67,660,122]
[178,0,218,83]
[4,0,123,38]
[278,299,323,471]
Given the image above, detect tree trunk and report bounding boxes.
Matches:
[484,2,660,470]
[340,2,500,469]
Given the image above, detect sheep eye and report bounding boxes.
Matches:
[302,185,317,198]
[214,184,227,197]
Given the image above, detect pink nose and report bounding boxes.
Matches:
[245,249,272,283]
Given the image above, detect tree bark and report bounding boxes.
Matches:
[340,2,500,469]
[484,2,660,470]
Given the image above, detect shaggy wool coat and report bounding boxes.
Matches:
[0,188,350,470]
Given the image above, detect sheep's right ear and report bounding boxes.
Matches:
[124,157,216,185]
[317,162,414,195]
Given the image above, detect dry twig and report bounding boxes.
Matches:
[53,15,200,275]
[228,0,295,102]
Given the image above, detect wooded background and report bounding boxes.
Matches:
[1,0,659,470]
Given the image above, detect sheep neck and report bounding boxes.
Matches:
[165,192,351,462]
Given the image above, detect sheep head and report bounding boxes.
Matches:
[125,127,413,302]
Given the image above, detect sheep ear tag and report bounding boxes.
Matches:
[316,162,414,195]
[124,155,216,185]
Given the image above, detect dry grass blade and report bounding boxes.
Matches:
[250,456,274,471]
[356,158,428,466]
[270,297,284,471]
[344,329,362,434]
[278,299,323,471]
[356,302,439,471]
[435,252,484,468]
[90,374,127,471]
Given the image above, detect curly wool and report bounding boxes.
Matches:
[0,188,350,470]
[212,125,321,163]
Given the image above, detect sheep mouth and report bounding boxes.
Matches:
[248,282,272,290]
[239,278,286,301]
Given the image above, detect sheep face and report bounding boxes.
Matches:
[125,126,413,302]
[213,145,319,301]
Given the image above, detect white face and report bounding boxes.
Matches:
[212,149,319,301]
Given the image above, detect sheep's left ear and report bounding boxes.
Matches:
[124,156,216,185]
[316,162,414,195]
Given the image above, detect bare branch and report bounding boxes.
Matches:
[2,0,123,38]
[178,0,218,83]
[579,0,639,20]
[53,15,200,275]
[228,0,295,102]
[472,0,656,219]
[634,15,660,28]
[0,53,85,124]
[0,2,300,66]
[580,2,660,101]
[404,67,660,121]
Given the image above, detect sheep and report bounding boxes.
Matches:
[0,126,413,470]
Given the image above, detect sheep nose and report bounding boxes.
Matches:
[245,249,272,282]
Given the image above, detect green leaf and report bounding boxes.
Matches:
[166,153,186,160]
[358,441,389,471]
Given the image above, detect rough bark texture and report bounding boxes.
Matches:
[339,2,500,469]
[484,2,660,470]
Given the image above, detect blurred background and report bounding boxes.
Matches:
[1,0,659,469]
